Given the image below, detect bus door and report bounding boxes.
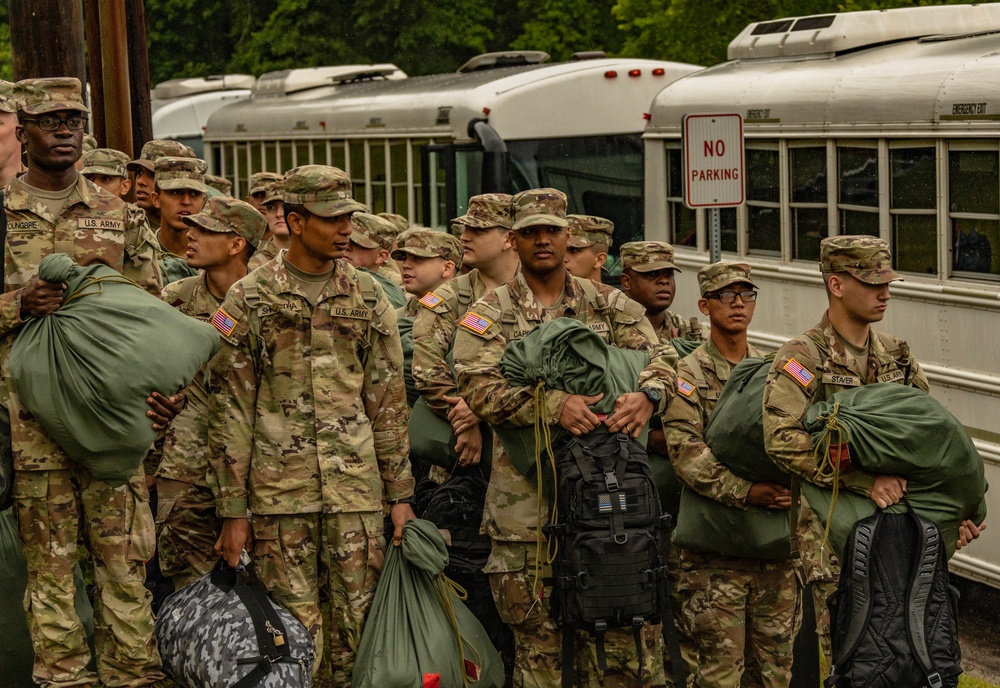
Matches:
[421,144,484,230]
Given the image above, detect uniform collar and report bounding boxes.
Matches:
[819,311,893,381]
[507,270,582,323]
[270,250,354,302]
[5,172,95,219]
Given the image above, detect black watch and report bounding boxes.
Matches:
[639,386,662,407]
[388,496,414,506]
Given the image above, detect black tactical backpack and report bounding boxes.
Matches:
[826,503,962,688]
[545,431,681,688]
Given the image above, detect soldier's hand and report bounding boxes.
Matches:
[19,278,66,318]
[454,424,483,467]
[558,393,604,436]
[869,474,907,509]
[646,428,668,456]
[390,502,417,546]
[957,520,986,550]
[215,517,253,568]
[444,395,479,435]
[746,482,792,510]
[146,390,186,431]
[605,392,653,439]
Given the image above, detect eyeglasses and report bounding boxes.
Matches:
[706,290,758,304]
[21,115,89,131]
[515,225,565,239]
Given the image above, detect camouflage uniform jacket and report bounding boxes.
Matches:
[412,269,487,417]
[2,175,163,471]
[377,261,403,286]
[206,252,414,519]
[664,338,762,509]
[762,312,928,579]
[396,293,420,319]
[156,273,222,487]
[247,237,279,271]
[453,271,677,542]
[656,309,706,343]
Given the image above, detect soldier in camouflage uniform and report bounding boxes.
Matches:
[4,77,167,687]
[343,212,407,308]
[81,147,132,199]
[126,139,196,229]
[156,197,265,589]
[208,165,416,683]
[248,179,286,270]
[453,188,678,687]
[391,227,462,317]
[412,193,517,469]
[619,241,705,344]
[564,213,613,283]
[0,80,25,186]
[205,173,232,196]
[245,170,283,211]
[152,156,209,285]
[376,212,408,282]
[762,236,930,667]
[664,262,798,688]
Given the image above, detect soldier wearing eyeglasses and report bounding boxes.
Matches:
[2,78,168,687]
[663,262,798,688]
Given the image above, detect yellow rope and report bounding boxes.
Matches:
[812,402,850,555]
[434,574,481,686]
[60,274,140,308]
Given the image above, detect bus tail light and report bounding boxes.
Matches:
[652,68,666,76]
[628,69,641,77]
[605,71,618,79]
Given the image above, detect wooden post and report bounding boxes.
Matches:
[83,0,105,146]
[127,0,154,155]
[99,0,133,156]
[9,0,87,83]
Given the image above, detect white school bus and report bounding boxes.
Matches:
[644,4,1000,586]
[202,52,701,250]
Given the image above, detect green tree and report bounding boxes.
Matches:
[511,0,623,60]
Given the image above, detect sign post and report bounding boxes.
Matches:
[683,114,746,263]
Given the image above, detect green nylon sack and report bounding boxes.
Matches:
[352,518,504,688]
[801,383,988,559]
[9,253,220,487]
[496,318,650,481]
[408,397,494,475]
[671,355,792,560]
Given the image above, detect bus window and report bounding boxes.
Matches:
[330,141,346,171]
[838,144,879,236]
[720,208,737,253]
[370,140,388,214]
[890,146,937,275]
[390,140,408,216]
[746,145,780,256]
[949,147,1000,276]
[312,140,328,167]
[236,143,249,196]
[790,145,827,262]
[411,139,431,225]
[348,140,366,208]
[264,142,278,173]
[295,141,311,167]
[423,146,450,230]
[666,147,695,247]
[455,149,483,217]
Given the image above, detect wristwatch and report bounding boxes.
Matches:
[639,386,662,407]
[387,496,415,506]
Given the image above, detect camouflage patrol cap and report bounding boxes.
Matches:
[282,165,366,218]
[82,135,97,154]
[183,196,266,249]
[127,139,196,174]
[452,193,514,230]
[378,212,409,235]
[261,180,284,206]
[205,174,232,195]
[15,77,89,115]
[568,214,614,249]
[697,261,754,296]
[0,80,17,114]
[154,156,210,193]
[620,241,680,273]
[391,227,463,267]
[820,235,900,284]
[81,148,130,178]
[350,212,397,251]
[249,172,283,197]
[511,188,569,231]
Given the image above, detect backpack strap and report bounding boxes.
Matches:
[232,567,293,688]
[788,334,823,562]
[494,284,517,339]
[243,279,264,377]
[456,272,475,307]
[905,504,950,688]
[561,620,576,688]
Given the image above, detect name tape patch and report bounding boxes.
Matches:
[79,218,124,231]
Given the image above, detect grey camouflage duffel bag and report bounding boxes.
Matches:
[156,560,314,687]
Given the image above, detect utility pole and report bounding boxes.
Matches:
[83,0,105,146]
[98,0,133,156]
[127,1,154,155]
[9,0,87,83]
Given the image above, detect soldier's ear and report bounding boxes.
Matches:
[14,124,25,144]
[698,298,710,316]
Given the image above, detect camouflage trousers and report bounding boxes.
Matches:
[251,511,386,685]
[811,579,836,671]
[12,467,164,687]
[797,497,839,672]
[154,478,221,589]
[666,548,697,688]
[486,541,666,688]
[675,550,800,688]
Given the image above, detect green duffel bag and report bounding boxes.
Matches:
[671,487,792,560]
[670,336,702,359]
[408,397,493,474]
[0,508,95,688]
[802,383,988,559]
[497,318,650,482]
[9,253,220,487]
[353,519,504,688]
[0,406,11,511]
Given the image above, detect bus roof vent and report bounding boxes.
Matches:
[457,51,549,73]
[152,74,255,100]
[569,51,607,61]
[252,64,406,97]
[728,4,1000,60]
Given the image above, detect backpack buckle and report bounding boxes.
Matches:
[604,470,619,492]
[927,672,943,688]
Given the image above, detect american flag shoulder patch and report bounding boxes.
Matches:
[419,292,443,309]
[677,378,696,397]
[782,357,815,388]
[460,311,493,335]
[211,308,238,337]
